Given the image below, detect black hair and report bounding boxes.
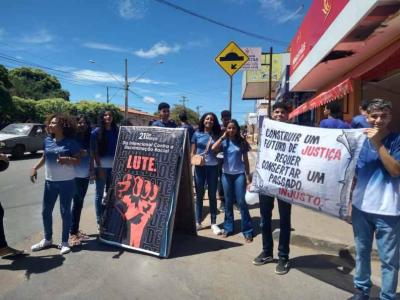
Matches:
[179,112,188,122]
[325,102,343,119]
[198,112,221,137]
[367,98,392,113]
[97,110,118,156]
[45,113,76,138]
[76,114,91,148]
[158,102,170,111]
[226,119,250,152]
[221,110,231,118]
[360,99,370,111]
[272,102,290,112]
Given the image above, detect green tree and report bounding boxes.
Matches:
[169,104,199,126]
[73,100,123,125]
[35,98,74,122]
[0,65,13,124]
[9,67,70,101]
[10,96,38,122]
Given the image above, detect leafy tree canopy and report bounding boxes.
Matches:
[169,104,199,126]
[8,67,70,101]
[73,100,123,125]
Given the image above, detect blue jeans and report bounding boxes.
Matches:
[259,194,291,259]
[194,165,218,224]
[352,206,400,300]
[42,180,75,243]
[221,173,253,237]
[94,168,112,224]
[71,177,89,234]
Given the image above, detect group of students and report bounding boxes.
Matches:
[1,98,399,299]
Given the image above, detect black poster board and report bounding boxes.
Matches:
[100,126,196,257]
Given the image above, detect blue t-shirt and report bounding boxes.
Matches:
[221,139,249,174]
[91,127,119,168]
[191,131,218,166]
[44,137,80,181]
[320,118,350,129]
[151,120,177,128]
[353,133,400,216]
[74,134,91,178]
[180,123,194,141]
[351,114,370,129]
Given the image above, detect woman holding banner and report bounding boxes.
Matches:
[91,110,119,230]
[212,119,253,243]
[191,112,222,235]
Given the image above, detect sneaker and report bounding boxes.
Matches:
[58,242,71,255]
[211,224,222,235]
[0,246,24,258]
[196,223,203,231]
[347,289,369,300]
[77,230,90,240]
[31,239,52,252]
[252,251,273,265]
[69,234,82,247]
[244,236,253,243]
[221,231,229,238]
[275,257,290,275]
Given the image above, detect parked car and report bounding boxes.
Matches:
[0,123,47,159]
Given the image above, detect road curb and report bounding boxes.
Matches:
[272,230,379,260]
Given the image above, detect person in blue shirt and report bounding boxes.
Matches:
[351,99,371,129]
[350,98,400,300]
[91,110,119,229]
[69,115,92,246]
[151,102,177,128]
[178,111,194,141]
[212,119,253,243]
[320,102,350,129]
[30,113,81,255]
[191,112,222,235]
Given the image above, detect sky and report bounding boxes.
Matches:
[0,0,311,124]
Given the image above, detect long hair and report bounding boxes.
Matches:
[198,112,221,138]
[45,113,76,138]
[227,119,250,152]
[76,114,91,148]
[97,110,118,156]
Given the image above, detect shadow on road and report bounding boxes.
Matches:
[291,251,383,299]
[0,254,65,280]
[169,232,242,258]
[9,152,43,161]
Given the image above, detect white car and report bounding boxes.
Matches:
[0,123,47,159]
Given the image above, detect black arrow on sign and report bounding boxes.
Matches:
[231,64,237,69]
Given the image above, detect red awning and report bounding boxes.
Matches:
[289,78,353,119]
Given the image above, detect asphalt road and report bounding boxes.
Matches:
[0,155,386,300]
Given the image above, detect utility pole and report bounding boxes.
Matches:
[124,58,129,124]
[195,105,202,116]
[106,86,109,103]
[180,96,189,111]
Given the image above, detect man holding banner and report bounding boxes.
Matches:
[252,102,293,275]
[350,98,400,300]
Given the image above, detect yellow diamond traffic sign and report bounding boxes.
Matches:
[215,41,249,77]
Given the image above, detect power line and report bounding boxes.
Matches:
[152,0,289,46]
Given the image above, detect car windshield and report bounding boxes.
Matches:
[1,124,33,135]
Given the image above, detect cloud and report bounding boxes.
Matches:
[258,0,303,23]
[142,96,156,104]
[21,29,54,44]
[134,42,180,58]
[83,42,129,53]
[118,0,148,20]
[72,69,172,85]
[95,93,103,99]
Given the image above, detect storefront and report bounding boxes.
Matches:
[288,0,400,131]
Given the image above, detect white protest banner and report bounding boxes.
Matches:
[251,119,366,219]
